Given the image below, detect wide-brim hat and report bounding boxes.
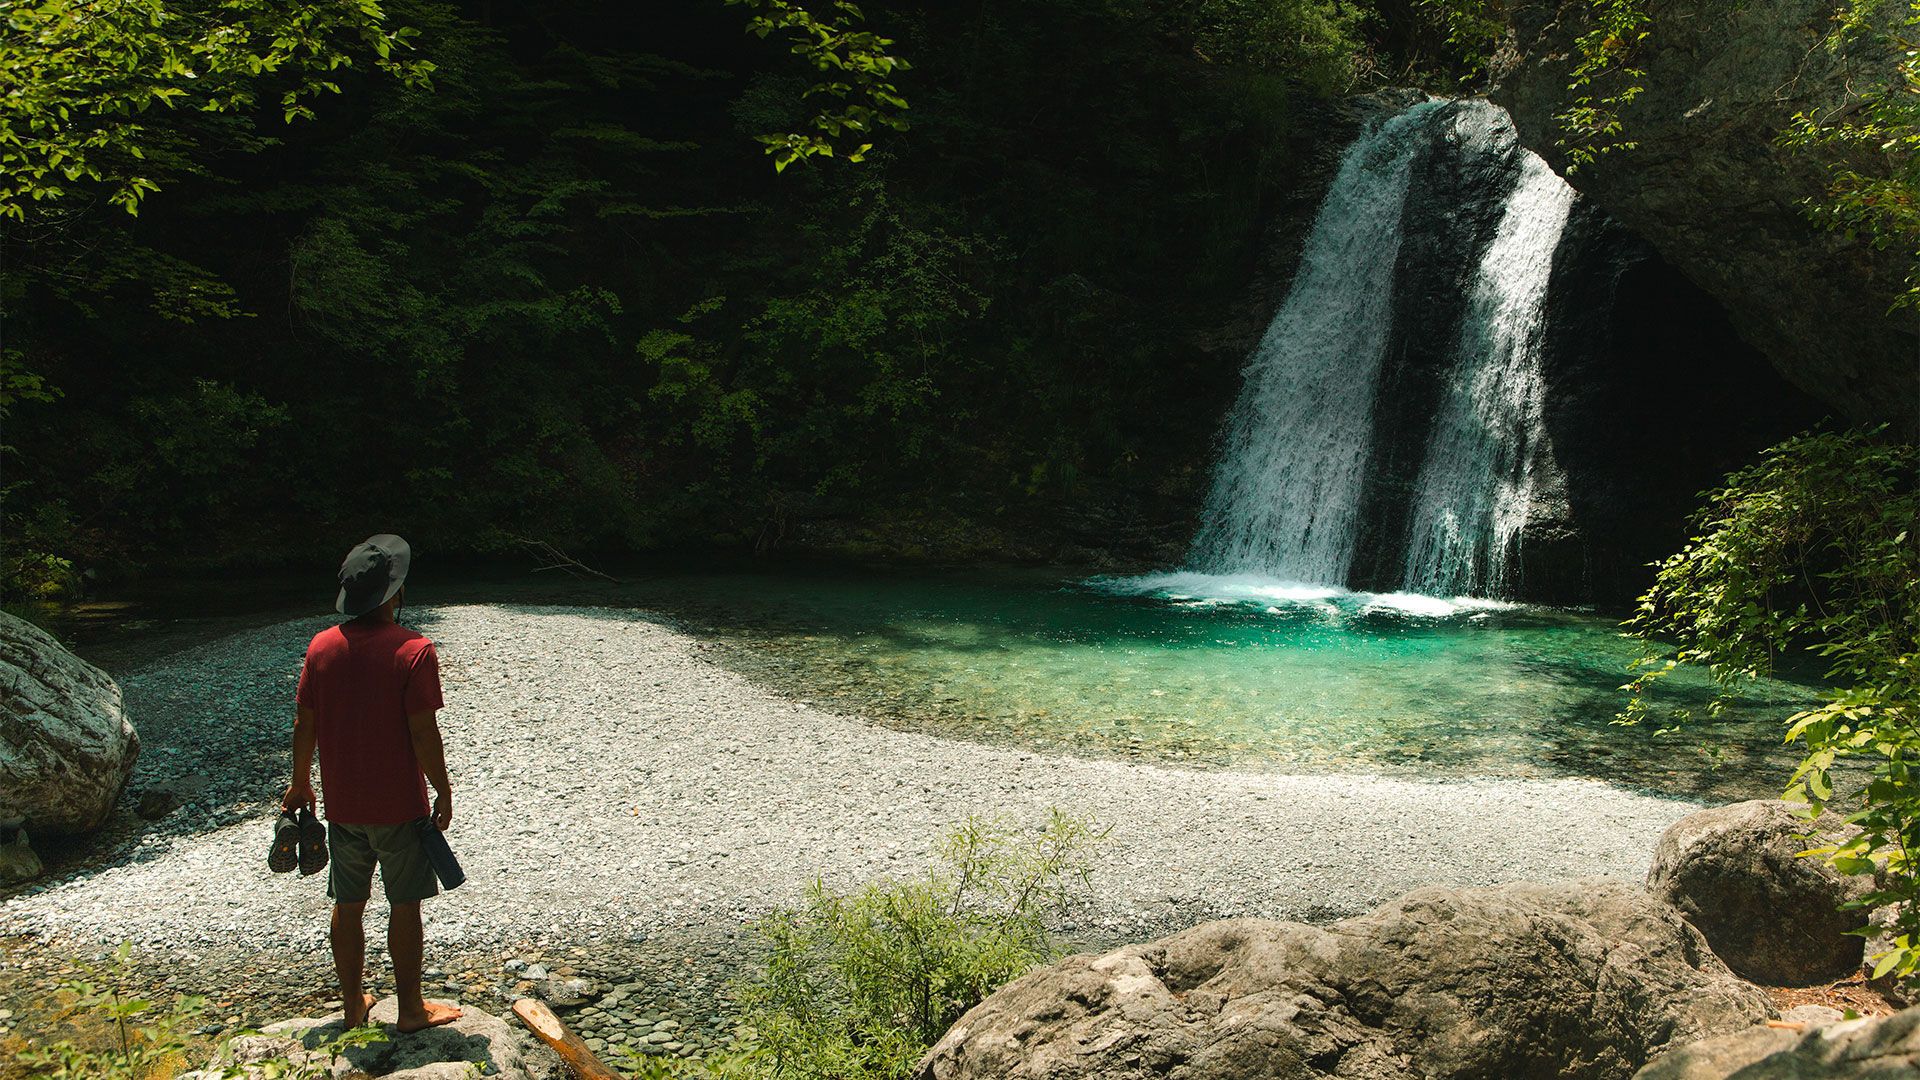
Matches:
[336,534,411,617]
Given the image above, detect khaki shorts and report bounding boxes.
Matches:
[327,821,439,905]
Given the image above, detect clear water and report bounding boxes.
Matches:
[584,565,1821,803]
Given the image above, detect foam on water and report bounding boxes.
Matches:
[1088,572,1522,620]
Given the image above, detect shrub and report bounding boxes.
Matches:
[12,944,202,1080]
[12,942,385,1080]
[632,810,1105,1080]
[1622,428,1919,983]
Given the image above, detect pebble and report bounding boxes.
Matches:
[2,604,1715,1059]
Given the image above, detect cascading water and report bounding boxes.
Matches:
[1188,98,1581,600]
[1400,152,1577,597]
[1187,101,1443,584]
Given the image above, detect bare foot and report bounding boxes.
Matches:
[343,993,378,1028]
[395,1001,462,1033]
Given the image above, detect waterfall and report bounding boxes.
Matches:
[1185,98,1582,600]
[1187,102,1443,584]
[1400,152,1578,597]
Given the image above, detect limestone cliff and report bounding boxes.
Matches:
[1492,0,1919,429]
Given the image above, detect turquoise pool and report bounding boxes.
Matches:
[578,565,1820,803]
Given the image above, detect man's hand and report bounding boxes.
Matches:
[432,791,452,832]
[282,778,316,814]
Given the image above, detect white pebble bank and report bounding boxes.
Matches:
[6,604,1703,954]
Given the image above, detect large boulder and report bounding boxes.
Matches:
[1491,0,1920,432]
[0,611,139,834]
[182,999,562,1080]
[1646,800,1872,986]
[916,879,1771,1080]
[1635,1005,1920,1078]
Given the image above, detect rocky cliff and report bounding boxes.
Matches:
[1493,0,1919,430]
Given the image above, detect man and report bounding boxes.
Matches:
[283,534,461,1033]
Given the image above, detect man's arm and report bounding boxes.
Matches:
[408,709,453,830]
[282,705,318,812]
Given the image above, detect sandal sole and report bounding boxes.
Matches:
[298,812,328,876]
[268,829,299,874]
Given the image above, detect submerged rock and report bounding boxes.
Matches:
[1635,1005,1920,1079]
[0,611,139,834]
[533,974,598,1008]
[182,999,562,1080]
[916,879,1769,1080]
[1646,800,1871,986]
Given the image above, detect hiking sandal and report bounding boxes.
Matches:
[268,810,300,874]
[297,806,328,876]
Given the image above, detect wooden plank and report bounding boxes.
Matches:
[512,998,623,1080]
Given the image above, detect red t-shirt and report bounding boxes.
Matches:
[295,619,445,825]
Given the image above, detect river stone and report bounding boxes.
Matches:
[0,611,139,834]
[916,879,1769,1080]
[0,823,43,885]
[180,999,562,1080]
[1635,1006,1920,1079]
[533,975,597,1007]
[1646,800,1872,986]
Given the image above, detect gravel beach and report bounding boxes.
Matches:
[4,603,1710,1050]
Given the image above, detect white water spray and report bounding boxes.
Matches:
[1401,151,1578,597]
[1187,102,1443,585]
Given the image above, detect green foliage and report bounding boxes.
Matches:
[0,350,71,611]
[1,0,1338,582]
[1782,0,1920,309]
[0,0,433,217]
[1554,0,1648,171]
[634,811,1106,1080]
[1174,0,1372,93]
[1412,0,1509,83]
[1621,429,1920,983]
[1411,0,1648,167]
[12,944,199,1080]
[12,944,388,1080]
[724,0,910,170]
[0,350,59,420]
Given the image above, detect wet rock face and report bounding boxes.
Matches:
[1646,800,1874,987]
[915,879,1771,1080]
[1493,0,1920,431]
[1523,203,1826,603]
[1350,98,1528,593]
[0,611,139,835]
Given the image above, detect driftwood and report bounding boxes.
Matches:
[511,998,623,1080]
[504,534,621,584]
